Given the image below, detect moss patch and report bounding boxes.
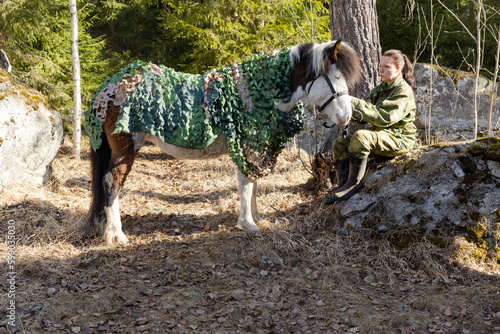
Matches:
[431,64,490,86]
[0,68,52,111]
[477,137,500,144]
[467,138,500,162]
[458,154,477,174]
[383,227,432,249]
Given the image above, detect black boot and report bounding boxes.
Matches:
[335,159,349,189]
[326,156,368,204]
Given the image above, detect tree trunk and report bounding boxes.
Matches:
[329,0,381,98]
[322,0,382,154]
[472,0,482,140]
[488,24,500,137]
[317,0,382,188]
[69,0,81,158]
[427,0,435,145]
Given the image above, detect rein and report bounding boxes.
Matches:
[308,74,348,130]
[308,74,348,112]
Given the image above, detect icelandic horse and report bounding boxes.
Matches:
[84,40,361,245]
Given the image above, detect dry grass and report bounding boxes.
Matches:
[1,136,500,333]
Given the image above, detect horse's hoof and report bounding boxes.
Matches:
[104,231,129,245]
[237,221,261,232]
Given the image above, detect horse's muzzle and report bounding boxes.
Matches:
[336,113,351,127]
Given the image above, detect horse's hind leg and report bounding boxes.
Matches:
[251,180,262,222]
[103,132,144,245]
[237,171,261,231]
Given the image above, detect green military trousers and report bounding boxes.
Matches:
[332,128,415,161]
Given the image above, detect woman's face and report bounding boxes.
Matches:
[379,56,401,84]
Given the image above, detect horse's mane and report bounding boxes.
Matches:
[289,40,361,88]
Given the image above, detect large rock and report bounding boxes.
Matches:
[333,138,500,254]
[414,64,500,140]
[0,69,63,193]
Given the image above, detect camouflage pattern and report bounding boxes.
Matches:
[333,74,417,160]
[84,51,305,180]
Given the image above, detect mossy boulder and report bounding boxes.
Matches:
[0,69,63,193]
[333,140,500,257]
[413,64,499,141]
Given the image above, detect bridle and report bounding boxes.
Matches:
[308,74,348,112]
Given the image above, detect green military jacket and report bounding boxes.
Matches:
[351,74,417,141]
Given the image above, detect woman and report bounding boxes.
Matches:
[326,49,417,204]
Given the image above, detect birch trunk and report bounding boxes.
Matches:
[473,0,482,140]
[427,1,436,145]
[70,0,81,158]
[487,24,500,137]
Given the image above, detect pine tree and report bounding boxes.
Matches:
[157,0,331,73]
[0,0,109,112]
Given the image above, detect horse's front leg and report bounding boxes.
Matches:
[237,171,261,231]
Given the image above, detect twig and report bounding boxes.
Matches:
[0,207,24,214]
[436,0,476,42]
[298,148,314,176]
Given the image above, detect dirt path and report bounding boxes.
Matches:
[1,140,499,333]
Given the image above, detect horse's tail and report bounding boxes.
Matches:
[85,132,111,237]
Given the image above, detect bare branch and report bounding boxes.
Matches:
[436,0,476,42]
[404,0,416,23]
[413,5,431,65]
[298,148,314,176]
[284,1,309,41]
[455,42,474,71]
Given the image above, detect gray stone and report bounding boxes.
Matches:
[414,64,500,140]
[0,69,63,193]
[333,141,500,246]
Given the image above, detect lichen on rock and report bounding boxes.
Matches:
[0,68,63,192]
[332,139,500,259]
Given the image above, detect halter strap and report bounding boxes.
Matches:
[308,74,348,112]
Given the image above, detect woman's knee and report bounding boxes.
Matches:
[348,130,375,158]
[332,136,350,160]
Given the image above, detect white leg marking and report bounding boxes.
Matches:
[104,197,129,245]
[237,171,260,231]
[251,180,262,222]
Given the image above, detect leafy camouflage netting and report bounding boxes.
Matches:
[84,48,305,179]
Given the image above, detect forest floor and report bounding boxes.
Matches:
[1,138,500,334]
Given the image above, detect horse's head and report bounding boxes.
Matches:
[286,40,361,126]
[306,40,361,126]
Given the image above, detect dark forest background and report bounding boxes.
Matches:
[0,0,498,114]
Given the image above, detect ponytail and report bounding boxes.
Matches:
[383,50,414,87]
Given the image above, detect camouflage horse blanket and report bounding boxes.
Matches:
[84,48,304,179]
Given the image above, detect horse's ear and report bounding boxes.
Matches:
[330,40,342,62]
